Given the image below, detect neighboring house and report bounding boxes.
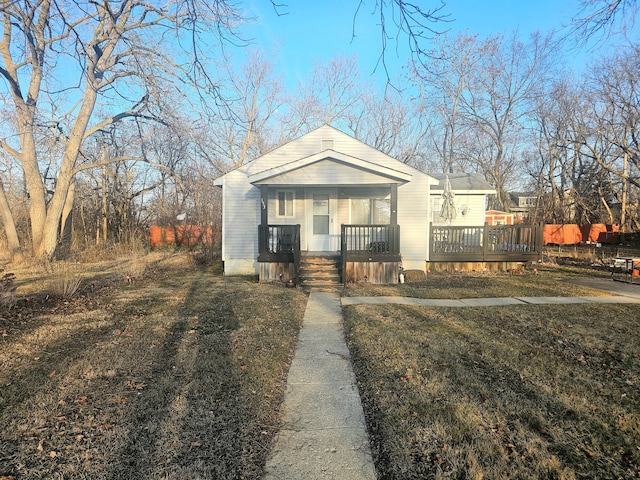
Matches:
[509,192,538,222]
[214,125,542,284]
[485,210,515,226]
[214,125,439,284]
[430,173,496,226]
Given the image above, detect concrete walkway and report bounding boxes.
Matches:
[263,291,376,480]
[341,294,640,307]
[263,277,639,479]
[342,276,640,307]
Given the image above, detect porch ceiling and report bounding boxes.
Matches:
[248,150,412,185]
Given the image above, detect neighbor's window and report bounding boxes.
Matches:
[277,190,294,217]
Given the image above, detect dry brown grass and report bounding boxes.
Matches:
[344,272,640,479]
[0,253,307,479]
[345,265,611,299]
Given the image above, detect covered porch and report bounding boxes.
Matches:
[257,223,401,285]
[250,151,409,285]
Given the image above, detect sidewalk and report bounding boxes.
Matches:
[263,278,639,479]
[263,291,376,480]
[341,294,640,307]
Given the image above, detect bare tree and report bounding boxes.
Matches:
[527,78,585,223]
[0,0,244,261]
[411,33,484,174]
[570,0,639,45]
[353,0,451,81]
[346,87,429,169]
[571,44,640,229]
[286,55,365,134]
[199,49,287,170]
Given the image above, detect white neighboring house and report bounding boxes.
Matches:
[214,125,440,283]
[429,173,496,227]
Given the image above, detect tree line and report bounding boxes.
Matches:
[0,0,638,263]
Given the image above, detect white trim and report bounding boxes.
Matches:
[249,150,412,184]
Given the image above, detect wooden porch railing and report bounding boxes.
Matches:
[429,223,543,262]
[341,224,401,261]
[258,225,301,283]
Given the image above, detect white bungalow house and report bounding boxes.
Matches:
[214,125,541,285]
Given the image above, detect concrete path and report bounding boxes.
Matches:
[263,276,639,479]
[341,294,640,307]
[263,291,376,480]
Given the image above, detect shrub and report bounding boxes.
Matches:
[48,262,83,298]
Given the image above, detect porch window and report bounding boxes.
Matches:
[373,198,390,224]
[350,196,391,224]
[277,190,294,217]
[350,198,370,224]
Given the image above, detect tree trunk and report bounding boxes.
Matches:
[0,180,24,263]
[621,152,628,231]
[58,180,76,258]
[101,164,108,244]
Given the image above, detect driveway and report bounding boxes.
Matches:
[567,275,640,300]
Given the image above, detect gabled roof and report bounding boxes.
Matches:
[248,149,412,185]
[215,124,438,187]
[430,173,495,195]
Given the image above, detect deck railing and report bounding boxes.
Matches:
[258,224,301,264]
[429,223,543,262]
[341,224,401,260]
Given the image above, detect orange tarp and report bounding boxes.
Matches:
[149,225,218,247]
[543,224,619,245]
[579,224,620,243]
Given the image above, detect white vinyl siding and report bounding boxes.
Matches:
[215,125,440,275]
[397,175,429,269]
[430,194,487,227]
[218,170,260,273]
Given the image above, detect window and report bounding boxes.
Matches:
[321,139,334,150]
[277,190,294,217]
[350,197,391,224]
[373,198,390,224]
[350,198,370,224]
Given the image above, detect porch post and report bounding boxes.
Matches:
[260,184,268,225]
[390,183,398,225]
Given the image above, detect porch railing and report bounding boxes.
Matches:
[429,223,543,262]
[258,224,301,268]
[341,224,401,262]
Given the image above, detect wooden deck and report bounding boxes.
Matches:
[429,223,543,263]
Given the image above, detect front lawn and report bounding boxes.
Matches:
[344,266,611,299]
[344,272,640,479]
[0,254,307,479]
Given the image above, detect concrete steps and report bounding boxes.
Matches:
[299,256,343,289]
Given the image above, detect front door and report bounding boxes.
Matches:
[308,189,335,251]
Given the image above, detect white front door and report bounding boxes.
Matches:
[308,189,335,251]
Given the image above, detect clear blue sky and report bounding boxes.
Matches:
[243,0,588,89]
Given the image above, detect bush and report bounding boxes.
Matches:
[44,262,83,298]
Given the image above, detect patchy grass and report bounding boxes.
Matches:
[344,265,610,299]
[0,253,307,479]
[344,280,640,479]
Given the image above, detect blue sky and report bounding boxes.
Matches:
[243,0,586,89]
